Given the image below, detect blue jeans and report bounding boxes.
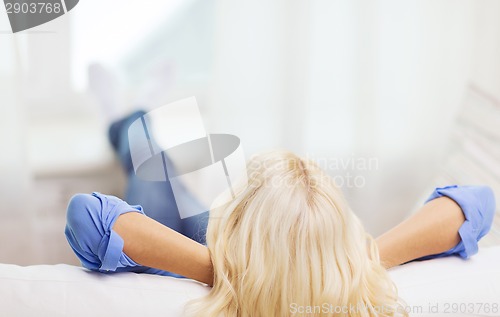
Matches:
[108,110,208,244]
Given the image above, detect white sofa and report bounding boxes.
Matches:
[2,86,499,317]
[1,245,499,317]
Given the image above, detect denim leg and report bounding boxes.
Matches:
[107,111,208,244]
[108,110,146,175]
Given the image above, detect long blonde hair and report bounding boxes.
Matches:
[186,150,407,317]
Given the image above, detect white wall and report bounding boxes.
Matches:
[1,0,500,236]
[470,0,500,100]
[206,0,286,153]
[206,0,480,234]
[0,14,30,214]
[118,0,499,235]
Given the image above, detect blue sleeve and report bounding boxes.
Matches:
[65,192,185,278]
[65,192,145,272]
[416,185,496,260]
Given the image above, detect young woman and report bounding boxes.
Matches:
[65,114,495,316]
[65,112,495,317]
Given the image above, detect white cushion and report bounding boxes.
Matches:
[388,245,500,316]
[1,246,499,317]
[0,263,209,317]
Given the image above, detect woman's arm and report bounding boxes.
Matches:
[113,212,213,285]
[375,196,465,268]
[113,196,465,283]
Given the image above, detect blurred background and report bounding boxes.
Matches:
[1,0,500,265]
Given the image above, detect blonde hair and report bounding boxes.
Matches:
[186,150,407,317]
